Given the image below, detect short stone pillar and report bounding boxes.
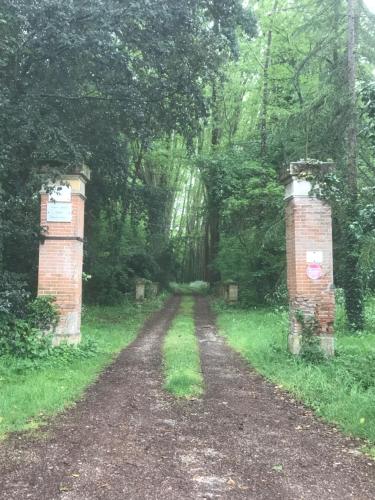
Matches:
[227,283,239,304]
[38,166,90,345]
[135,279,146,302]
[282,161,335,356]
[222,281,238,304]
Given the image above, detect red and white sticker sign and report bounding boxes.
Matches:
[306,263,323,280]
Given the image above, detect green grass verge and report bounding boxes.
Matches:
[0,295,167,438]
[163,296,203,398]
[216,301,375,455]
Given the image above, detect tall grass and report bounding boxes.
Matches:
[216,300,375,453]
[0,296,166,438]
[163,296,203,398]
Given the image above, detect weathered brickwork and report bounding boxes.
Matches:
[38,170,89,344]
[283,162,335,356]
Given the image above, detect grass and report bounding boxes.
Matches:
[169,281,210,295]
[216,299,375,455]
[0,295,166,439]
[163,296,203,398]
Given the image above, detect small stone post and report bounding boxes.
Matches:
[282,161,335,356]
[135,279,146,302]
[228,283,239,304]
[38,166,90,345]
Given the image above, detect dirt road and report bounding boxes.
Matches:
[0,295,374,499]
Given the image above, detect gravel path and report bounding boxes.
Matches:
[0,295,374,499]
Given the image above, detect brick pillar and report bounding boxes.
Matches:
[282,161,335,356]
[38,166,90,345]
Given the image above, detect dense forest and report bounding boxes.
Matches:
[1,0,375,329]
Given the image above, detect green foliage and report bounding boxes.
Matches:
[336,348,375,391]
[169,281,210,296]
[213,152,285,304]
[0,317,52,359]
[0,338,98,373]
[27,295,59,331]
[85,211,156,304]
[295,310,327,364]
[0,295,59,359]
[0,272,30,318]
[163,297,203,398]
[0,0,255,301]
[180,0,375,319]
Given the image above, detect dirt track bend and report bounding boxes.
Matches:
[0,295,374,499]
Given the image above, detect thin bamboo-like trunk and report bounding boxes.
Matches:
[347,0,358,195]
[260,0,279,160]
[343,0,364,331]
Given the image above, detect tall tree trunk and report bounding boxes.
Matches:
[260,0,279,160]
[343,0,364,331]
[211,79,221,147]
[203,216,210,282]
[202,79,222,284]
[207,207,221,283]
[347,0,358,195]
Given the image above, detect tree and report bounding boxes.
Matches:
[0,0,256,302]
[340,0,365,330]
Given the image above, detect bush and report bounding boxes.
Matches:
[189,281,210,295]
[0,316,52,359]
[27,295,59,331]
[296,310,327,364]
[0,272,30,318]
[169,281,210,295]
[299,335,327,364]
[0,296,59,359]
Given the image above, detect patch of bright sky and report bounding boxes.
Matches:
[363,0,375,14]
[244,0,375,13]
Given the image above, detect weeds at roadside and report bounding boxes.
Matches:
[0,295,167,438]
[216,302,375,455]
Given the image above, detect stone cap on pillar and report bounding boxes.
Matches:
[40,164,91,198]
[281,160,334,200]
[72,164,91,183]
[280,160,335,185]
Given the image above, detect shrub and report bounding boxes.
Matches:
[189,281,210,295]
[0,296,59,359]
[296,310,327,364]
[0,272,30,318]
[0,316,52,359]
[27,295,59,331]
[169,281,210,295]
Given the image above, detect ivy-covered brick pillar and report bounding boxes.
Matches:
[37,166,90,345]
[282,161,335,356]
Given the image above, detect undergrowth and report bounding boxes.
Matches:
[216,298,375,456]
[169,281,210,296]
[0,295,167,438]
[163,296,203,398]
